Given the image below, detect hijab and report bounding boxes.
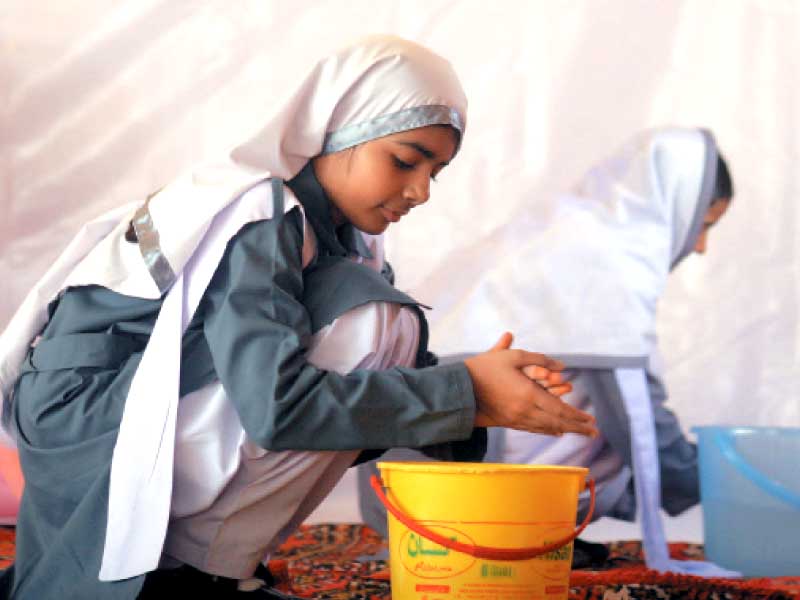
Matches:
[420,127,719,367]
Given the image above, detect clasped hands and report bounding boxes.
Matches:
[464,332,598,438]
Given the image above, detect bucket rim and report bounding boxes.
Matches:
[376,461,590,476]
[692,425,800,437]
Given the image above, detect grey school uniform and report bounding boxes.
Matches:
[0,163,483,600]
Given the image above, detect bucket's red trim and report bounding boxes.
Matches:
[370,474,595,561]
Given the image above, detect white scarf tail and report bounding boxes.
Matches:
[615,368,740,577]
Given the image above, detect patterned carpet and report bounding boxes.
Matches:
[2,524,799,599]
[268,525,800,599]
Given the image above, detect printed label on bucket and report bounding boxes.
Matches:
[391,521,574,600]
[399,526,477,579]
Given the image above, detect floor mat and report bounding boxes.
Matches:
[268,525,800,599]
[1,524,798,598]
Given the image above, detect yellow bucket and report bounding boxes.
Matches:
[373,461,593,600]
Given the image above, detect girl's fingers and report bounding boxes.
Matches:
[489,332,514,352]
[522,365,550,380]
[553,418,599,437]
[546,383,572,397]
[523,367,565,384]
[468,348,595,437]
[530,386,596,425]
[510,350,565,372]
[523,367,570,396]
[520,409,598,437]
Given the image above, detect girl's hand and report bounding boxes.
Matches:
[464,332,597,437]
[522,365,573,397]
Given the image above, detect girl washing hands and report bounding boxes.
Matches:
[0,36,595,599]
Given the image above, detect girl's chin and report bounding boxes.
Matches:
[353,214,391,235]
[362,221,390,235]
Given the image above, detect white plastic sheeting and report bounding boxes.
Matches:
[1,0,798,486]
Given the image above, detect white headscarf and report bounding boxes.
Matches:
[0,35,467,580]
[421,127,719,366]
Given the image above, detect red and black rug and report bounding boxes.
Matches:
[2,524,799,599]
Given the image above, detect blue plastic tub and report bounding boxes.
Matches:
[693,426,800,577]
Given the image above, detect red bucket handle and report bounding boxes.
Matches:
[370,473,595,562]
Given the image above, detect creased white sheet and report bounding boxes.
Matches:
[1,0,798,502]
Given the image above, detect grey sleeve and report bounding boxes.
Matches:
[646,370,699,515]
[200,211,477,452]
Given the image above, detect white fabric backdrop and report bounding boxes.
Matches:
[1,0,797,439]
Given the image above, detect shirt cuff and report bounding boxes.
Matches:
[440,361,476,440]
